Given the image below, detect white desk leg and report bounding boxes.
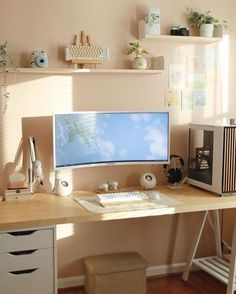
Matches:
[182,210,208,281]
[211,210,223,257]
[226,217,236,294]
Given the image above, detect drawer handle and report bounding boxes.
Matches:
[8,230,36,236]
[9,249,37,256]
[10,268,38,275]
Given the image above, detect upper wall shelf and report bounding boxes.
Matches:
[10,68,162,75]
[138,20,222,43]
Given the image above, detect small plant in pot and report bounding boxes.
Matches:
[186,8,227,37]
[0,41,17,113]
[127,42,150,70]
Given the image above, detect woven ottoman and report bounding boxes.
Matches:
[83,252,147,294]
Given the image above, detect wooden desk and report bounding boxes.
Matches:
[1,184,236,231]
[1,184,236,294]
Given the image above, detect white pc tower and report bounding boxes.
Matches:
[187,123,236,195]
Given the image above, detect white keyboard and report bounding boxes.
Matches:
[96,191,149,205]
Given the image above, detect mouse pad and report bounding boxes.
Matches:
[74,192,183,213]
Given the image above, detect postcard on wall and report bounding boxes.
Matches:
[193,90,207,106]
[182,90,193,110]
[169,64,185,89]
[202,51,216,69]
[187,72,206,89]
[164,89,181,107]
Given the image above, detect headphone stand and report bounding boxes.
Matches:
[163,154,185,186]
[166,183,183,189]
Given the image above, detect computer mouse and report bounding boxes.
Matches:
[145,191,160,201]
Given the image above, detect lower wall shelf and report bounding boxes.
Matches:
[9,68,163,75]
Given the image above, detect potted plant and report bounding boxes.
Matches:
[186,8,226,37]
[0,41,16,113]
[127,42,150,70]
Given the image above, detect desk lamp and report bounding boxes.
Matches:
[28,136,43,193]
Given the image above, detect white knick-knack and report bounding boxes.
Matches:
[145,7,160,36]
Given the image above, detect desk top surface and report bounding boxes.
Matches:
[0,184,236,231]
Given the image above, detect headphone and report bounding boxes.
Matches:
[163,155,185,184]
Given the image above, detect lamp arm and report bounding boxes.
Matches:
[28,136,43,193]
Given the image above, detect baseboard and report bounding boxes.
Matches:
[58,275,85,289]
[146,262,186,277]
[58,262,187,289]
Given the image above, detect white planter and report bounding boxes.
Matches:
[132,57,150,70]
[200,24,214,37]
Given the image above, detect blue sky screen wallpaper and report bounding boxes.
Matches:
[54,112,169,168]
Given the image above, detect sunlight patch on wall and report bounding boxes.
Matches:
[1,75,73,165]
[219,35,229,121]
[8,75,73,115]
[56,223,75,240]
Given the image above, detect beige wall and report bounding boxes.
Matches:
[0,0,236,278]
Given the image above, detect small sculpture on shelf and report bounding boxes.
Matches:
[127,42,150,70]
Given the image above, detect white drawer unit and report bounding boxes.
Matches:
[0,226,57,294]
[0,267,54,294]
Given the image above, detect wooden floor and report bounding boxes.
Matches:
[58,271,227,294]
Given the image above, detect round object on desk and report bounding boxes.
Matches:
[140,173,156,189]
[108,181,118,191]
[99,183,109,192]
[55,178,72,196]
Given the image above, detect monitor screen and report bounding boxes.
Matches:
[53,111,169,169]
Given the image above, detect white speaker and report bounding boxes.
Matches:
[140,173,156,189]
[54,178,72,197]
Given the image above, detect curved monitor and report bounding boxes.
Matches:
[53,111,169,169]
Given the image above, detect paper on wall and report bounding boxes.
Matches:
[169,64,185,89]
[164,89,181,107]
[193,90,207,106]
[182,90,193,110]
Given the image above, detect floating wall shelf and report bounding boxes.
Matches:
[9,68,163,75]
[138,20,222,43]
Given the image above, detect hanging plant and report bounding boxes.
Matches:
[0,41,17,113]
